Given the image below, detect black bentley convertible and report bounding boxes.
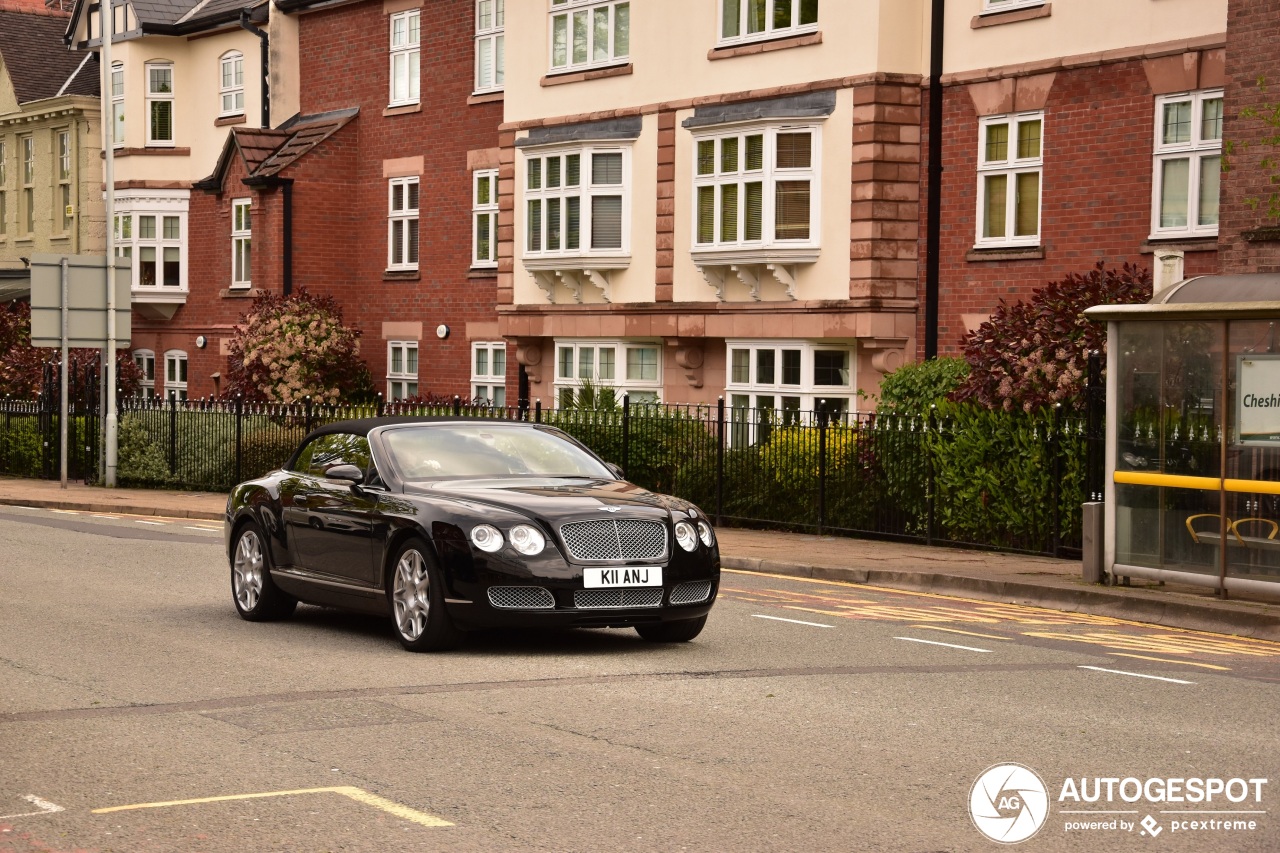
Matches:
[224,418,720,651]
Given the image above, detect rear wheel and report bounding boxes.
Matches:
[635,615,707,643]
[388,539,461,652]
[231,522,297,622]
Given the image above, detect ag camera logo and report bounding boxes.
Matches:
[970,763,1050,844]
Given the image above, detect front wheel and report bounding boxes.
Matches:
[635,615,707,643]
[231,521,297,622]
[388,539,461,652]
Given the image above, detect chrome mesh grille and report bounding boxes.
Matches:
[487,586,556,610]
[669,581,714,606]
[574,588,665,610]
[560,519,667,561]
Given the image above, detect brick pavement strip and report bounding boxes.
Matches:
[2,477,1279,642]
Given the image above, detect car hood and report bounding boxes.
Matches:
[402,477,692,520]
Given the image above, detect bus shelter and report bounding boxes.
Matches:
[1085,275,1280,597]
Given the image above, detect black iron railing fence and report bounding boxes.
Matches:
[0,377,1106,557]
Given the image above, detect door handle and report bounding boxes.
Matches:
[293,493,320,507]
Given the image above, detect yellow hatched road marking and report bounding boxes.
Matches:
[91,787,452,827]
[1023,631,1280,659]
[723,569,1280,646]
[1110,653,1232,671]
[913,625,1012,641]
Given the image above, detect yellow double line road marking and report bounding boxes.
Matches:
[92,786,452,828]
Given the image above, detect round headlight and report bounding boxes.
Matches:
[697,520,715,548]
[674,521,698,552]
[509,524,546,556]
[470,524,504,553]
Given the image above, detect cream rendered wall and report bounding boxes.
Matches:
[0,60,19,115]
[504,0,926,125]
[671,88,856,303]
[268,6,300,124]
[945,0,1226,75]
[111,29,263,185]
[512,113,660,306]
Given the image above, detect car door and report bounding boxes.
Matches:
[285,432,380,586]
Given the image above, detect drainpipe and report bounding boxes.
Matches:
[239,10,270,128]
[281,178,293,296]
[924,0,945,359]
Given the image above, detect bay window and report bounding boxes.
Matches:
[525,146,628,257]
[1152,90,1223,238]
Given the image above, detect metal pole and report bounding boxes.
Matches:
[715,397,725,526]
[817,404,828,534]
[101,0,119,487]
[60,258,69,489]
[621,392,630,475]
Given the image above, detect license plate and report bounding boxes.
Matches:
[583,566,663,588]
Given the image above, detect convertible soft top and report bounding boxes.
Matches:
[302,416,535,442]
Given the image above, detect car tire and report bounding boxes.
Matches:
[387,538,461,652]
[231,521,297,622]
[635,615,707,643]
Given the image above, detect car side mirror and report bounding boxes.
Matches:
[324,464,364,484]
[605,462,625,480]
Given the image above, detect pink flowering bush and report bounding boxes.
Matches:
[953,261,1152,412]
[224,290,372,403]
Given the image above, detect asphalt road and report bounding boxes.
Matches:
[1,505,1278,853]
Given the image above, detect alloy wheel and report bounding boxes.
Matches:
[233,529,265,611]
[393,549,430,641]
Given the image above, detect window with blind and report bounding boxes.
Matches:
[388,177,419,270]
[693,125,817,251]
[525,146,629,258]
[1152,90,1222,239]
[111,63,125,147]
[976,112,1042,248]
[719,0,818,47]
[389,10,421,106]
[387,341,419,400]
[982,0,1043,12]
[19,135,33,235]
[146,62,174,146]
[549,0,629,74]
[473,170,499,267]
[475,0,504,93]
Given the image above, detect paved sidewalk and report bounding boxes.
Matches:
[3,477,1279,641]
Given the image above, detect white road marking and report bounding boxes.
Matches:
[51,509,78,514]
[1059,811,1139,815]
[1161,810,1267,814]
[184,526,219,533]
[134,520,164,526]
[0,794,65,820]
[1077,666,1194,685]
[752,614,834,629]
[92,515,119,520]
[895,636,992,653]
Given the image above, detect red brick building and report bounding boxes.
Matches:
[132,0,507,403]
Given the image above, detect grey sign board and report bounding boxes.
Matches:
[29,254,131,349]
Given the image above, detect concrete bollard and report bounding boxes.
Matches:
[1082,501,1105,584]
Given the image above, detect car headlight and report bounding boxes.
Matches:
[697,520,715,548]
[508,524,546,556]
[674,521,698,552]
[470,524,504,553]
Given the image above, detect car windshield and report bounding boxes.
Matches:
[382,425,614,480]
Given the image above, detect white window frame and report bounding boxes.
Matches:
[473,169,499,268]
[0,140,6,239]
[133,349,157,398]
[523,144,630,259]
[471,341,508,406]
[145,61,175,147]
[387,176,419,271]
[1151,90,1223,240]
[548,0,630,74]
[111,62,125,148]
[19,135,33,235]
[975,111,1043,249]
[389,10,421,107]
[725,339,856,445]
[219,51,245,117]
[164,350,188,400]
[114,192,189,293]
[691,123,820,252]
[475,0,505,93]
[717,0,819,48]
[982,0,1044,13]
[231,198,251,289]
[553,339,662,407]
[387,340,419,400]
